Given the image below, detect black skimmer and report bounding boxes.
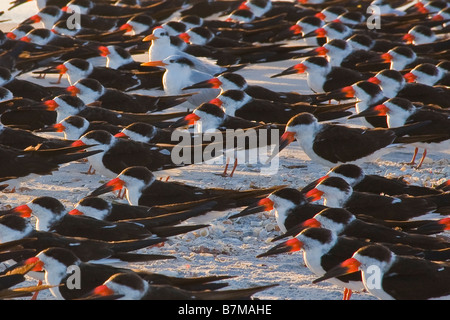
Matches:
[114,122,179,144]
[170,102,285,176]
[66,78,191,113]
[118,14,156,36]
[23,247,234,300]
[404,62,450,86]
[300,207,450,251]
[182,72,316,104]
[86,272,276,300]
[42,58,163,91]
[313,244,450,300]
[71,129,222,177]
[271,56,370,94]
[43,94,189,126]
[36,115,122,140]
[0,121,72,150]
[270,15,325,45]
[305,176,450,221]
[377,46,444,71]
[272,112,427,168]
[317,39,380,69]
[0,144,101,183]
[142,55,222,107]
[12,196,171,241]
[0,213,172,264]
[257,227,365,300]
[230,187,327,234]
[88,166,282,209]
[319,80,388,128]
[351,97,450,168]
[303,21,354,43]
[368,69,450,109]
[69,196,217,224]
[302,163,446,197]
[210,89,354,123]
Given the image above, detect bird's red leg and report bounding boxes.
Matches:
[229,159,238,177]
[416,149,427,169]
[31,280,43,300]
[220,157,230,177]
[84,165,96,175]
[343,288,352,300]
[408,147,419,165]
[51,74,63,85]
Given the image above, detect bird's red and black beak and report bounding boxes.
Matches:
[414,2,429,14]
[89,178,126,197]
[289,24,303,35]
[68,208,84,216]
[271,63,306,78]
[56,64,68,74]
[314,27,327,38]
[98,46,110,57]
[271,218,320,242]
[12,204,32,218]
[22,14,41,25]
[402,33,415,44]
[183,78,222,90]
[416,217,450,235]
[403,72,417,83]
[367,76,381,85]
[80,285,124,300]
[119,23,133,32]
[93,284,115,297]
[35,123,66,133]
[265,131,296,163]
[43,100,59,111]
[238,1,249,10]
[24,257,44,272]
[178,32,190,43]
[67,85,80,96]
[278,131,296,153]
[348,103,389,119]
[432,14,444,21]
[169,113,201,128]
[312,257,361,284]
[305,188,324,202]
[314,12,326,20]
[6,32,17,39]
[256,238,303,258]
[228,197,274,219]
[114,132,129,139]
[315,46,328,56]
[209,98,223,107]
[71,139,87,148]
[381,52,393,63]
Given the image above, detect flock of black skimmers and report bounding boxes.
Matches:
[0,0,448,300]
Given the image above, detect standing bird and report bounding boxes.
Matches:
[270,112,428,168]
[313,244,450,300]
